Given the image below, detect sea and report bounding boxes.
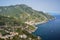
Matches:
[33,13,60,40]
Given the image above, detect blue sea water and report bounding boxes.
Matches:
[33,14,60,40]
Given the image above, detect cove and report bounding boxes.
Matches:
[33,14,60,40]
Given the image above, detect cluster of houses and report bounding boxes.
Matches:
[0,32,18,39]
[0,24,40,40]
[25,21,35,25]
[0,32,40,40]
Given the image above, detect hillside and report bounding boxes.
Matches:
[0,4,54,40]
[0,4,54,23]
[0,15,41,40]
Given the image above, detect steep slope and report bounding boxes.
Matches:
[0,4,54,23]
[0,4,54,40]
[0,15,41,40]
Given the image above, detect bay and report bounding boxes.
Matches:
[33,14,60,40]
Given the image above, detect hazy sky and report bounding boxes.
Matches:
[0,0,60,13]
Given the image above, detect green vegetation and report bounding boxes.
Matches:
[0,4,54,40]
[0,4,54,22]
[0,15,40,40]
[28,25,35,30]
[0,30,8,36]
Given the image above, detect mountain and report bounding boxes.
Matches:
[0,4,54,23]
[0,4,54,40]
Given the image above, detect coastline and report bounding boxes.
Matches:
[25,20,48,33]
[31,20,48,33]
[34,17,55,26]
[34,21,48,25]
[24,17,55,33]
[33,18,55,32]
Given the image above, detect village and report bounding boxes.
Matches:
[0,25,40,40]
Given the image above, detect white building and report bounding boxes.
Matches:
[19,34,27,39]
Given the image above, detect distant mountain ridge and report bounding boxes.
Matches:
[0,4,54,22]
